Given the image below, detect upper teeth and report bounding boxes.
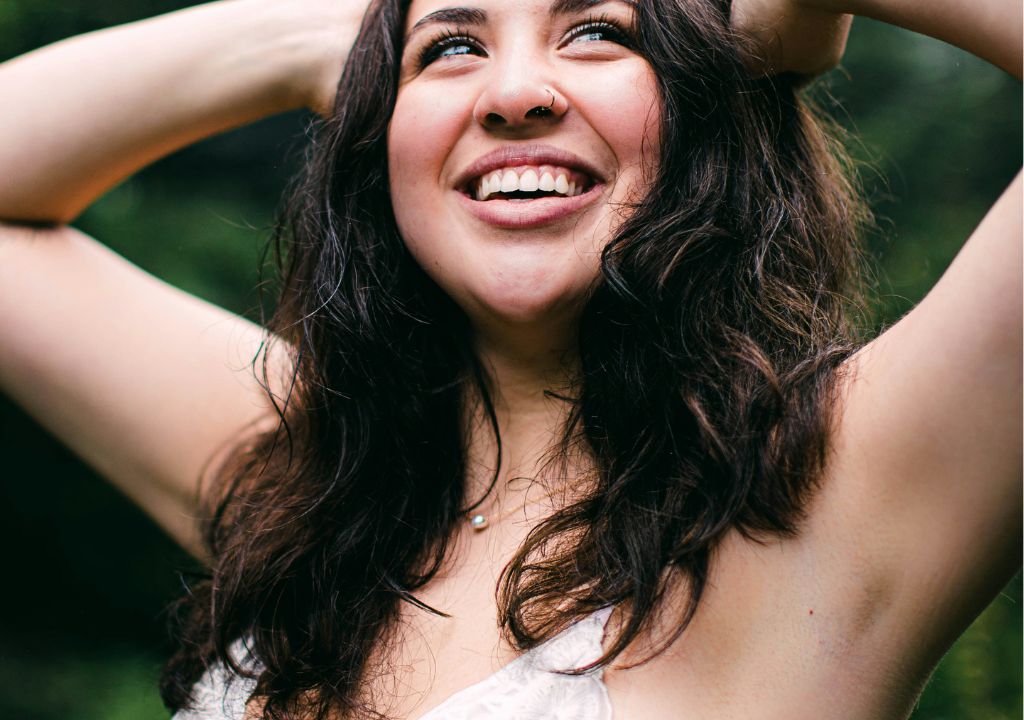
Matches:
[475,165,587,201]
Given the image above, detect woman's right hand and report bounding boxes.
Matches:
[285,0,373,117]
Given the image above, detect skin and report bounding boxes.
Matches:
[0,0,1019,717]
[388,0,660,493]
[389,0,659,329]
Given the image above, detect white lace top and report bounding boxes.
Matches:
[172,607,614,720]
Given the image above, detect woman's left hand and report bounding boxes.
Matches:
[730,0,853,77]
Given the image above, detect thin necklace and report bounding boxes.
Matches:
[465,485,568,532]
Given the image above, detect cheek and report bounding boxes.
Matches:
[387,86,467,263]
[384,60,661,324]
[582,62,661,197]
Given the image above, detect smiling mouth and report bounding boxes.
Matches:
[462,164,597,202]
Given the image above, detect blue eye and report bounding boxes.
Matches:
[566,20,632,47]
[419,32,484,67]
[441,43,474,57]
[565,21,626,45]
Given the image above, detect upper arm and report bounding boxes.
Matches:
[0,223,293,558]
[808,171,1022,672]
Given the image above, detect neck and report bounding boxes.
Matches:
[462,317,589,505]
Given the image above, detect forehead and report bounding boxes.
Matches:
[403,0,634,35]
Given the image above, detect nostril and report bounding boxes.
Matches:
[484,112,506,125]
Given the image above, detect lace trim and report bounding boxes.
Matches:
[172,607,614,720]
[415,607,614,720]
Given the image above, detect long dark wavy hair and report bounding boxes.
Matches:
[161,0,869,717]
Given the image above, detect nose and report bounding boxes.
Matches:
[473,62,567,132]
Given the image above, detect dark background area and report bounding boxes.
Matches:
[0,3,1020,718]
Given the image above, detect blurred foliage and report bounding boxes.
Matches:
[0,2,1020,719]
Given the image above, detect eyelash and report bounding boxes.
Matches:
[566,15,634,48]
[417,27,479,68]
[416,14,634,69]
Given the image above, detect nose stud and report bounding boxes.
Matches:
[526,89,557,118]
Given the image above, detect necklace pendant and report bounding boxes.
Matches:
[469,514,488,531]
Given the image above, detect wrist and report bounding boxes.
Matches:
[242,0,362,115]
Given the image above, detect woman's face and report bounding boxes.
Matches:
[388,0,660,330]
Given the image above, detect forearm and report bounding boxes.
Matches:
[0,0,334,224]
[802,0,1022,78]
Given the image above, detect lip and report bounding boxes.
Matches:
[453,144,606,192]
[452,144,607,230]
[456,182,605,230]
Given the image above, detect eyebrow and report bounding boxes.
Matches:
[405,0,634,42]
[407,7,487,41]
[549,0,626,17]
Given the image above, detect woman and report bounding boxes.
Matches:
[0,0,1019,718]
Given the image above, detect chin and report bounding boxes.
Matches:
[459,261,596,328]
[399,212,606,330]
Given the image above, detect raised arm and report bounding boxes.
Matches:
[731,0,1021,79]
[0,0,358,224]
[806,0,1021,79]
[0,0,363,558]
[735,0,1022,694]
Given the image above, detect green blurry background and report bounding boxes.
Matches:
[0,3,1020,718]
